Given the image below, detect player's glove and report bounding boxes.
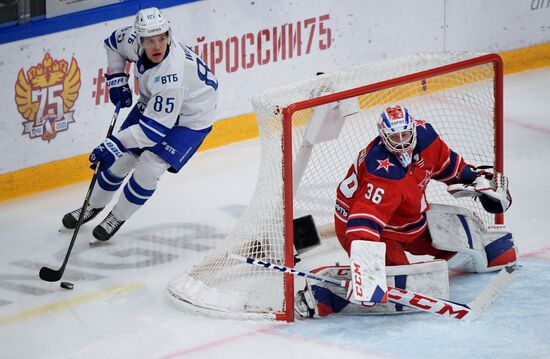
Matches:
[105,72,132,108]
[89,136,127,171]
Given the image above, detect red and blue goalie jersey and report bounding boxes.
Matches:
[335,120,471,258]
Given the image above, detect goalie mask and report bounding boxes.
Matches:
[378,105,417,167]
[134,7,172,46]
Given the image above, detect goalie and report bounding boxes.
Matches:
[296,105,515,318]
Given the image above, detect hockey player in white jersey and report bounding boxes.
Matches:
[62,7,219,241]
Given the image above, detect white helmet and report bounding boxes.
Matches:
[134,7,171,42]
[377,105,417,167]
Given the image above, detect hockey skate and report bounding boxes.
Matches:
[92,212,125,241]
[62,206,104,229]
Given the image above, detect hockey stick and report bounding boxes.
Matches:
[39,102,122,282]
[230,254,516,320]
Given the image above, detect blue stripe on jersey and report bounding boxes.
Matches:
[393,275,407,312]
[457,214,473,249]
[123,176,155,205]
[138,115,170,144]
[97,169,124,192]
[485,233,514,264]
[365,141,408,180]
[458,165,478,184]
[347,218,384,234]
[414,122,438,152]
[433,150,459,180]
[388,214,427,233]
[109,31,117,50]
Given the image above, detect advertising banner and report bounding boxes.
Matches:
[1,0,549,175]
[46,0,122,19]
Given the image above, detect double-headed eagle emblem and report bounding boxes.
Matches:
[14,52,81,140]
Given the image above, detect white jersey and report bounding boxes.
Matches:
[104,26,218,149]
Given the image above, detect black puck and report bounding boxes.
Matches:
[60,281,74,290]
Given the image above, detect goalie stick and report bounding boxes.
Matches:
[39,102,122,282]
[230,254,516,320]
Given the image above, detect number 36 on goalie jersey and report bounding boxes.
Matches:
[339,173,385,204]
[335,161,392,245]
[334,121,471,251]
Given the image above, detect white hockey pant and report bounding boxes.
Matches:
[427,203,517,273]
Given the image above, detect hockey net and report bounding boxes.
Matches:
[167,52,503,321]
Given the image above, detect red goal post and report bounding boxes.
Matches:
[167,52,504,323]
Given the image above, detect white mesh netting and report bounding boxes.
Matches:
[167,52,501,319]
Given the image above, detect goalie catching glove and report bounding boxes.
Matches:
[448,167,512,214]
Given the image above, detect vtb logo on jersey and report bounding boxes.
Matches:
[15,52,81,141]
[154,74,178,84]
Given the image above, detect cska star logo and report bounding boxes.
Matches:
[14,52,81,141]
[376,156,396,172]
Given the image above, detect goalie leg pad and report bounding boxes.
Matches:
[311,284,351,317]
[427,204,517,273]
[484,228,516,269]
[305,260,449,316]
